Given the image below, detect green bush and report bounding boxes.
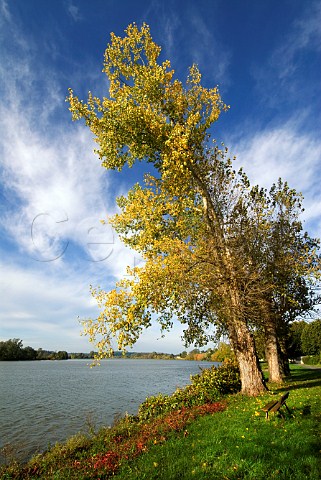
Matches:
[301,354,321,365]
[301,320,321,356]
[190,359,241,396]
[138,360,240,421]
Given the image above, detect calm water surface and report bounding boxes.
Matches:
[0,359,216,462]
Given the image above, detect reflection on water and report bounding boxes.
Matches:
[0,359,216,462]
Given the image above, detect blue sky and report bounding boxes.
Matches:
[0,0,320,354]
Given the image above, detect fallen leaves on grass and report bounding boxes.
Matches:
[70,402,226,479]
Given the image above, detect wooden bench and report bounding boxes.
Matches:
[262,391,290,420]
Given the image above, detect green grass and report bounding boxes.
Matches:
[1,365,320,480]
[113,366,321,480]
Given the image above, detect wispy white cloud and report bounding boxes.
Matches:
[0,259,95,350]
[66,0,83,22]
[233,120,321,237]
[186,8,231,85]
[149,4,181,64]
[0,2,147,351]
[0,1,126,267]
[0,256,181,353]
[144,1,230,86]
[0,109,110,261]
[275,1,321,76]
[141,0,180,62]
[0,0,10,22]
[229,2,321,240]
[252,1,321,107]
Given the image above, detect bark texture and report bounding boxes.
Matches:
[227,288,266,395]
[230,322,266,395]
[264,319,285,383]
[278,336,291,376]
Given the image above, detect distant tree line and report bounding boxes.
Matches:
[0,339,105,361]
[0,339,223,362]
[0,339,70,361]
[180,320,321,365]
[3,324,319,364]
[178,344,234,362]
[129,351,175,360]
[69,351,96,359]
[253,319,321,364]
[287,319,321,363]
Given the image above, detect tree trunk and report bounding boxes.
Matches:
[264,319,285,383]
[228,314,267,396]
[278,336,290,377]
[200,188,266,395]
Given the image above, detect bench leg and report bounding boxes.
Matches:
[284,403,291,416]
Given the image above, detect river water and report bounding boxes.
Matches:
[0,359,216,463]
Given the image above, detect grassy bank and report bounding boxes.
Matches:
[114,366,321,479]
[1,365,320,479]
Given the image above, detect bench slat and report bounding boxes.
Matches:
[262,400,278,412]
[269,401,282,413]
[280,392,289,402]
[262,391,290,419]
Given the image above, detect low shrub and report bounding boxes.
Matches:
[190,359,241,396]
[138,360,240,421]
[301,354,321,365]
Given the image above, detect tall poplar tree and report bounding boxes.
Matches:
[68,24,271,394]
[260,181,320,381]
[233,180,321,383]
